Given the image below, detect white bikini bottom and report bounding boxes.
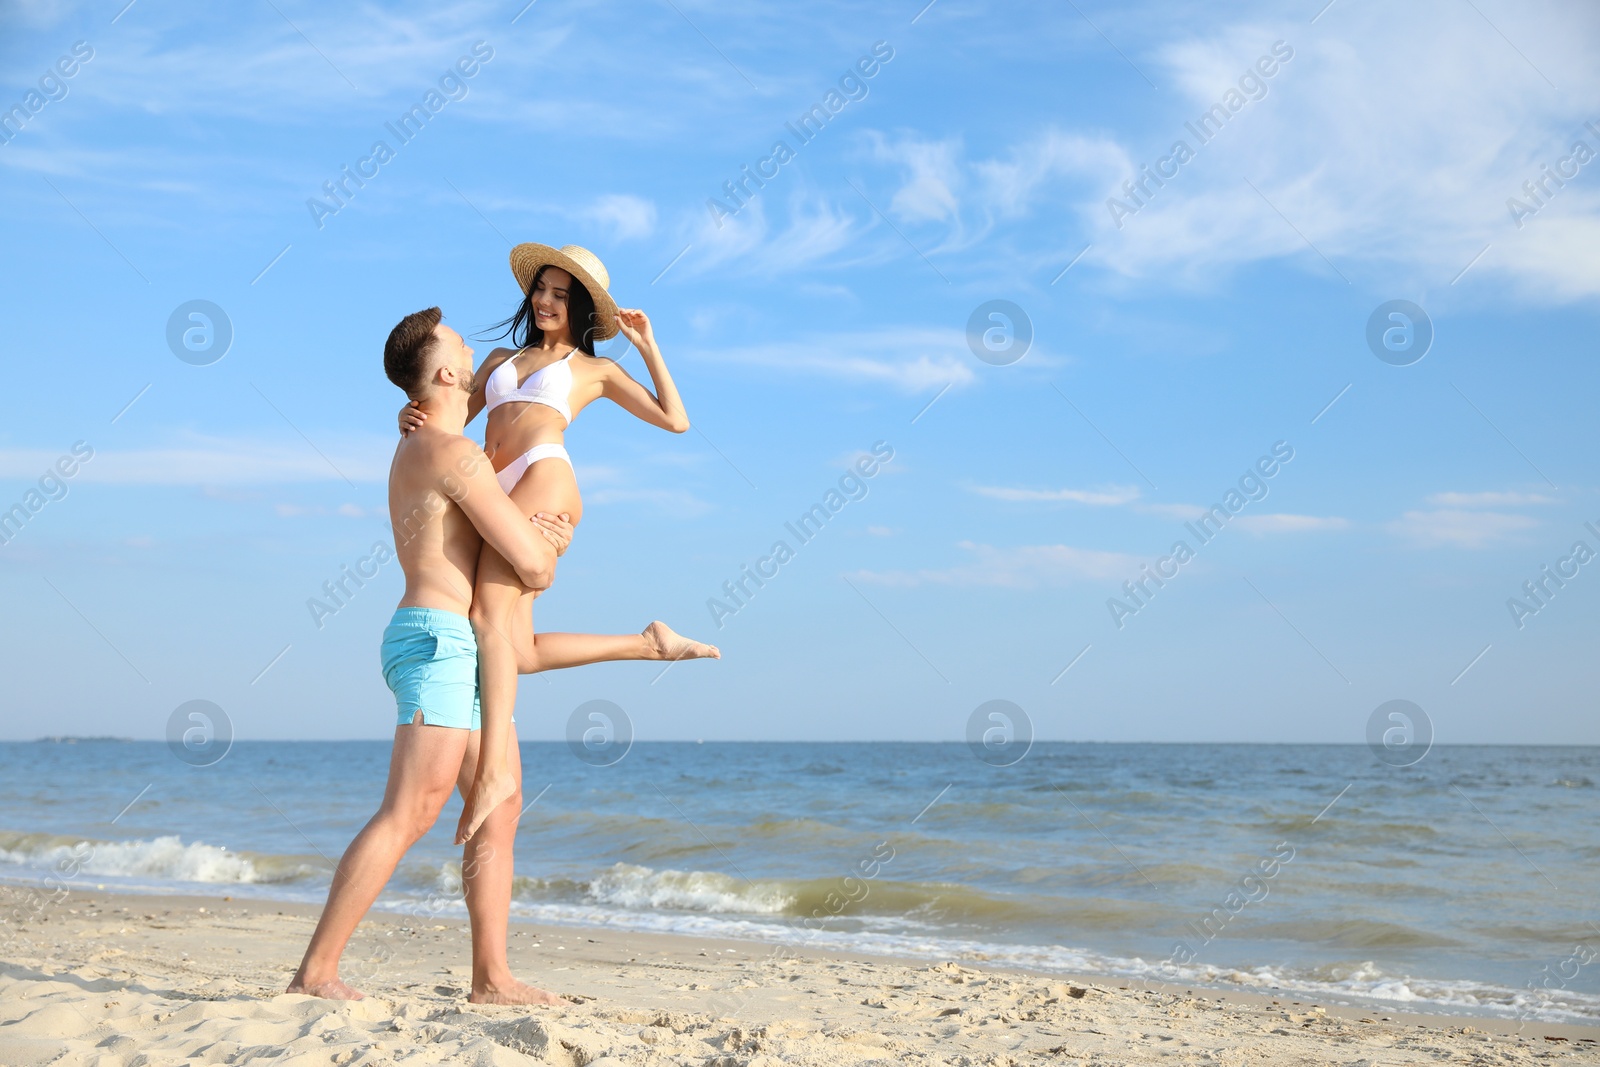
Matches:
[495,443,573,494]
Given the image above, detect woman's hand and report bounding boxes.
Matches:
[534,512,574,556]
[614,308,656,353]
[598,309,689,433]
[398,400,426,435]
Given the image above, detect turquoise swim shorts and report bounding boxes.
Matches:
[380,607,482,730]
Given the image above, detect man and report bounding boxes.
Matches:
[288,307,569,1005]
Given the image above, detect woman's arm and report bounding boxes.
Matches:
[601,309,689,433]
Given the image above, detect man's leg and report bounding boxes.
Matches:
[288,722,470,999]
[456,725,567,1005]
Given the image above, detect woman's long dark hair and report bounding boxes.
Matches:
[482,264,600,355]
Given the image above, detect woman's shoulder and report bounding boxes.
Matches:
[479,347,519,372]
[577,347,623,369]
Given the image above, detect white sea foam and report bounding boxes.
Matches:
[475,896,1600,1025]
[0,834,310,885]
[51,842,1584,1025]
[426,860,794,914]
[6,835,1598,1025]
[414,859,800,917]
[1193,960,1600,1024]
[583,863,794,914]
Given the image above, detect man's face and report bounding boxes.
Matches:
[433,324,476,393]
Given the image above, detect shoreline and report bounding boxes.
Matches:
[4,886,1598,1065]
[5,873,1596,1030]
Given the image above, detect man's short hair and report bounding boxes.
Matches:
[384,307,444,398]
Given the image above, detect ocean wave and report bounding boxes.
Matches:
[470,862,798,915]
[474,862,1178,934]
[4,829,1595,1025]
[588,863,795,913]
[1246,917,1460,949]
[455,861,1159,929]
[0,831,316,885]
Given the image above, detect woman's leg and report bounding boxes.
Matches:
[458,456,718,843]
[457,456,580,845]
[491,456,717,673]
[507,589,718,673]
[455,725,568,1005]
[460,543,524,845]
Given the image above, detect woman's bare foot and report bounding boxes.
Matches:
[643,621,720,662]
[286,975,365,1000]
[455,771,517,845]
[470,978,572,1006]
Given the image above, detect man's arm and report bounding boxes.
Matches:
[442,439,556,590]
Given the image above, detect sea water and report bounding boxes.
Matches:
[2,740,1596,1022]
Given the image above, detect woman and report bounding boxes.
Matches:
[401,243,719,845]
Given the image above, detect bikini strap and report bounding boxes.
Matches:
[498,348,530,380]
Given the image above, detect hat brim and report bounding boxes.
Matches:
[509,243,620,342]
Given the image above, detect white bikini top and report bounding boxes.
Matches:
[483,348,577,424]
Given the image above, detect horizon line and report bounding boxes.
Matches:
[14,737,1600,748]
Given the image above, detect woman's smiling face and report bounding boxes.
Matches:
[532,266,573,336]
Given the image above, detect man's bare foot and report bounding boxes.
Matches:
[286,975,365,1000]
[469,978,571,1007]
[455,771,517,845]
[643,620,720,662]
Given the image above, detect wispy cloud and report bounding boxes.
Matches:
[70,3,564,121]
[1232,513,1350,535]
[274,502,375,518]
[584,194,657,241]
[0,0,93,29]
[1426,490,1556,508]
[972,128,1130,219]
[0,435,392,485]
[1081,9,1600,296]
[851,540,1137,587]
[819,8,1600,300]
[585,487,712,518]
[969,484,1141,506]
[1384,485,1555,547]
[871,132,964,223]
[861,128,1129,259]
[689,327,977,393]
[964,487,1343,536]
[1132,502,1207,522]
[691,192,864,275]
[1387,509,1539,549]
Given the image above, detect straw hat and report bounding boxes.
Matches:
[509,243,620,342]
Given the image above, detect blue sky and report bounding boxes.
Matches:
[1,0,1596,744]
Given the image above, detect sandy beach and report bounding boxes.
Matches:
[3,888,1597,1066]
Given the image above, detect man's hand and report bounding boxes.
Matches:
[399,400,427,435]
[444,438,555,591]
[534,512,574,556]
